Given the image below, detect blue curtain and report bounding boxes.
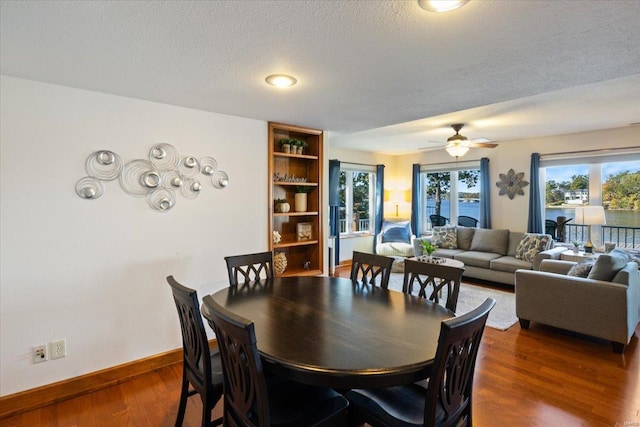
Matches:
[373,165,385,253]
[328,160,341,267]
[479,157,491,229]
[411,164,422,236]
[527,153,543,233]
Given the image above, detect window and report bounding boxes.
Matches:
[339,167,376,235]
[543,155,640,248]
[420,161,480,232]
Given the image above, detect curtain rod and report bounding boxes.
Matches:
[540,146,640,157]
[334,160,379,167]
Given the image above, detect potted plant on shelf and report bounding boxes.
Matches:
[297,140,308,155]
[275,198,290,213]
[294,186,312,212]
[279,138,292,154]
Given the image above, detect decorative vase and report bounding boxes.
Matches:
[572,247,580,254]
[294,193,307,212]
[275,201,290,213]
[282,144,291,154]
[274,252,287,276]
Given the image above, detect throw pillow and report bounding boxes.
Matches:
[432,227,457,249]
[456,226,475,250]
[469,229,509,255]
[381,221,411,243]
[515,233,551,263]
[567,258,595,277]
[587,249,629,281]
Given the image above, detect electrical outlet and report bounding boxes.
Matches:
[33,345,48,363]
[50,339,66,360]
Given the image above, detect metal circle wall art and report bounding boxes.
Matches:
[76,176,104,199]
[85,150,123,181]
[76,143,229,212]
[149,143,180,171]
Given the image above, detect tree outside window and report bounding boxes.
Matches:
[339,170,375,235]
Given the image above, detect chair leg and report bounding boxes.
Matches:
[175,374,189,427]
[518,319,530,329]
[611,341,625,354]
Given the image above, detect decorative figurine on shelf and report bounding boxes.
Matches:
[272,231,287,276]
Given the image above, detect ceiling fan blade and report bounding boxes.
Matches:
[467,141,498,148]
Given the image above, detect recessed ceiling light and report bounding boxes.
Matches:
[265,74,297,88]
[418,0,470,13]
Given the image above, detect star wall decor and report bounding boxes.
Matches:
[496,169,529,199]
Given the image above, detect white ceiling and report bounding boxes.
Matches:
[2,0,639,154]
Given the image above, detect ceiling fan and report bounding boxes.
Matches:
[442,124,498,158]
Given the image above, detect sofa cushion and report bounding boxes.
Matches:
[456,226,475,250]
[433,248,466,259]
[432,227,457,249]
[381,221,411,243]
[455,251,503,269]
[491,256,533,273]
[588,249,629,281]
[567,258,595,278]
[469,229,509,255]
[515,233,552,263]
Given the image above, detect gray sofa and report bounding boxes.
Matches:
[515,253,639,353]
[413,227,565,286]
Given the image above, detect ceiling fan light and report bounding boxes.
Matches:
[445,143,469,158]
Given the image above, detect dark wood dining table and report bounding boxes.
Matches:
[205,276,454,389]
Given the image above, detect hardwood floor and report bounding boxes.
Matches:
[2,265,639,426]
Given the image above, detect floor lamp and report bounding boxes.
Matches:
[574,206,606,253]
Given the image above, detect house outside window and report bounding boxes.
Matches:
[542,155,640,248]
[420,161,480,232]
[339,166,376,235]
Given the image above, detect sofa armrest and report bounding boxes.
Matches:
[539,259,576,275]
[533,246,567,270]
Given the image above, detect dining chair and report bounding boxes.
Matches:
[350,251,394,289]
[167,276,223,427]
[402,259,464,313]
[225,251,274,287]
[345,298,496,427]
[201,295,350,427]
[429,214,449,227]
[457,215,479,228]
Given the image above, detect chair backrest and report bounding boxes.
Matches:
[167,276,215,399]
[402,259,464,312]
[225,251,274,287]
[457,215,478,228]
[430,214,449,227]
[424,298,495,427]
[350,251,394,289]
[545,219,558,239]
[201,295,270,427]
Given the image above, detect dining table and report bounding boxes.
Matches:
[204,275,454,390]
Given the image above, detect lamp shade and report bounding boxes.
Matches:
[574,206,606,225]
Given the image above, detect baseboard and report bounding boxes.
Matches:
[0,345,189,419]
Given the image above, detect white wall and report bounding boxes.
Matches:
[0,76,268,396]
[394,127,640,232]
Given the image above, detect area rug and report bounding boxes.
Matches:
[387,273,518,331]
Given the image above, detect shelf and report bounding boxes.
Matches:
[274,211,319,217]
[274,240,319,249]
[273,152,319,160]
[273,181,318,187]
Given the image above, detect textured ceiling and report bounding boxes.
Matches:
[1,0,639,153]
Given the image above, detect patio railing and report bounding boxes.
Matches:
[563,224,640,250]
[339,219,370,234]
